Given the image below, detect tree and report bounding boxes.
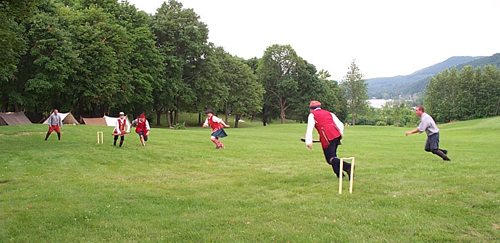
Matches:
[425,65,500,123]
[216,49,263,128]
[341,60,368,125]
[112,1,165,119]
[152,0,209,125]
[257,44,302,124]
[0,0,42,111]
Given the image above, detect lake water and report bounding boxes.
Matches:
[367,99,392,108]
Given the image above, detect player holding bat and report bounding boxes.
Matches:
[304,101,354,179]
[112,112,130,147]
[132,113,150,147]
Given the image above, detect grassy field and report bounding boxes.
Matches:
[1,116,499,242]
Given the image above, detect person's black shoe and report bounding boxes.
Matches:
[443,157,451,161]
[441,149,448,155]
[346,165,355,180]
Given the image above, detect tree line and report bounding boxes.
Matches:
[425,65,500,123]
[1,0,358,127]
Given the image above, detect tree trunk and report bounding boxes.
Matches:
[166,107,172,128]
[198,112,202,125]
[262,107,267,126]
[174,110,179,124]
[225,101,229,123]
[279,97,286,124]
[156,110,162,126]
[169,110,173,127]
[234,114,240,128]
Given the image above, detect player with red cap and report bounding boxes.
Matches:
[202,109,230,149]
[132,113,150,146]
[304,101,354,178]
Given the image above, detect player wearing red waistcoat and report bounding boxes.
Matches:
[305,101,354,178]
[113,112,130,147]
[202,109,230,149]
[132,113,150,146]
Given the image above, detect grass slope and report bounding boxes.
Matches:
[1,117,499,242]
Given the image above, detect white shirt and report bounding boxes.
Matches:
[203,115,222,126]
[305,109,344,146]
[115,117,131,135]
[417,113,439,136]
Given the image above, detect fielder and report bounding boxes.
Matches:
[112,112,130,147]
[405,105,450,161]
[305,101,354,178]
[202,109,230,149]
[45,109,62,141]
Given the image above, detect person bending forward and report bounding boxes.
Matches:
[202,109,230,149]
[132,113,150,146]
[305,101,354,178]
[405,105,450,161]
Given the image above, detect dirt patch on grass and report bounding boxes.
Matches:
[5,132,46,137]
[0,180,10,184]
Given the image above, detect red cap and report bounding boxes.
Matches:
[309,100,321,108]
[139,113,145,118]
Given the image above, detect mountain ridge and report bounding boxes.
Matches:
[366,55,488,98]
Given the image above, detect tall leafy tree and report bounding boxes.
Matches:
[317,70,347,121]
[0,0,42,111]
[111,1,165,119]
[67,4,133,116]
[152,0,209,125]
[216,49,263,127]
[258,44,302,124]
[425,65,500,123]
[15,0,81,113]
[341,60,368,125]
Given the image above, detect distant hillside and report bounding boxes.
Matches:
[455,53,500,70]
[366,56,485,98]
[403,53,500,95]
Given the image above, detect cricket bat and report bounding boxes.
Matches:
[300,137,320,143]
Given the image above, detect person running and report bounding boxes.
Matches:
[45,109,62,141]
[112,112,130,147]
[202,109,230,149]
[305,101,354,178]
[132,113,150,146]
[406,105,450,161]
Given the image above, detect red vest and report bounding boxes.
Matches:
[118,118,126,131]
[208,116,223,132]
[312,109,341,149]
[135,118,147,133]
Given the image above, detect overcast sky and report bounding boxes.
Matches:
[125,0,499,81]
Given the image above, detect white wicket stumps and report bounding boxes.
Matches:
[97,131,103,144]
[339,157,355,194]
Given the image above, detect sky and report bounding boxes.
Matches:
[125,0,499,81]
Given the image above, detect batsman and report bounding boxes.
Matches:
[304,101,354,179]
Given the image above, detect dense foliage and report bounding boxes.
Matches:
[0,0,346,126]
[425,65,500,123]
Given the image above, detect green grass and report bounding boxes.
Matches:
[1,116,499,242]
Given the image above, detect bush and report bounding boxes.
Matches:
[173,122,186,130]
[376,121,387,126]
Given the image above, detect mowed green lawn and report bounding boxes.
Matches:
[1,117,499,242]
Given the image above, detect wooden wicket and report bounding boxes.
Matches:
[339,157,355,194]
[97,131,103,144]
